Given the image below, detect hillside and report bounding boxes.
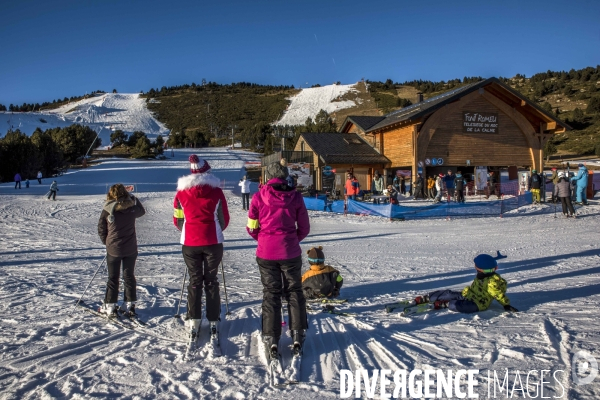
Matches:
[0,93,169,146]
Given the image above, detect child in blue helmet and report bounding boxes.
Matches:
[413,253,518,313]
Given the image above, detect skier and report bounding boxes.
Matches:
[570,163,589,205]
[528,169,542,204]
[386,185,399,204]
[239,175,251,211]
[344,173,360,201]
[454,171,467,203]
[549,168,559,203]
[433,173,444,203]
[37,171,42,184]
[97,184,146,318]
[554,172,576,218]
[247,161,309,359]
[443,170,455,202]
[14,172,22,189]
[427,175,435,199]
[413,173,424,199]
[485,171,501,199]
[392,171,403,195]
[301,246,344,300]
[411,254,518,313]
[280,158,295,188]
[25,179,30,188]
[519,173,528,195]
[372,172,384,195]
[173,155,230,342]
[47,180,59,200]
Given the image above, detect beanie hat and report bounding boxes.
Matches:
[531,169,537,173]
[189,154,211,174]
[558,171,565,178]
[551,168,557,171]
[438,173,444,178]
[307,246,325,264]
[280,158,288,167]
[473,254,498,273]
[578,163,584,168]
[265,162,289,180]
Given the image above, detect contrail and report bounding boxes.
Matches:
[332,57,336,65]
[314,34,319,44]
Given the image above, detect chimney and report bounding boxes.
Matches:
[416,92,423,103]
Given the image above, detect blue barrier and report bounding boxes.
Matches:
[303,193,533,220]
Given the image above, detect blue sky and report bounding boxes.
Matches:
[1,0,599,105]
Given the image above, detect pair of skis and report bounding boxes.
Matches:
[264,338,302,387]
[384,299,437,316]
[76,301,147,329]
[184,322,222,361]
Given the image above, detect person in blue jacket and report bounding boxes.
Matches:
[571,163,589,205]
[443,170,456,202]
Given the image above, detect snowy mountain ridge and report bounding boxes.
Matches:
[0,93,170,146]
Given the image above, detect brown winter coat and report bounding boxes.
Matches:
[98,195,145,257]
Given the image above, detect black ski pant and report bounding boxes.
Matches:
[182,243,222,321]
[105,252,137,304]
[15,181,21,189]
[456,189,464,203]
[242,193,250,210]
[257,256,307,339]
[47,190,57,200]
[560,196,575,215]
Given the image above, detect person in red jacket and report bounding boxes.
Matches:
[173,155,230,342]
[247,161,310,360]
[344,172,360,200]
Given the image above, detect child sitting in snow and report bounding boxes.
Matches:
[412,253,518,313]
[302,246,343,299]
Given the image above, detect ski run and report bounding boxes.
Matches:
[0,147,599,399]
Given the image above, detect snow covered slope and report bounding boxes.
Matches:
[0,93,169,146]
[277,83,360,126]
[0,148,599,399]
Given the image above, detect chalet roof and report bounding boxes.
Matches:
[364,77,571,133]
[341,116,385,132]
[299,132,390,165]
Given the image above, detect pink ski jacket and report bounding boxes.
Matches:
[246,178,310,260]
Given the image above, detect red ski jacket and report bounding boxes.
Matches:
[173,173,230,246]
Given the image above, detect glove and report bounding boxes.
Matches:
[504,305,518,312]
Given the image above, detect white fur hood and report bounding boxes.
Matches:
[177,173,221,191]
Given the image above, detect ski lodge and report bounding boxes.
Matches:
[263,77,571,192]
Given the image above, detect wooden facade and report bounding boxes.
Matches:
[340,78,570,180]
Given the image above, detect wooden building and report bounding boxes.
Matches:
[339,77,571,182]
[291,132,390,192]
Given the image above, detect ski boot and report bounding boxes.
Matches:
[414,295,430,305]
[122,302,137,318]
[186,319,201,342]
[99,303,118,318]
[433,301,449,310]
[262,335,280,361]
[291,330,306,356]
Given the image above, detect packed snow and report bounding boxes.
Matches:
[277,83,360,126]
[0,147,599,399]
[0,93,169,146]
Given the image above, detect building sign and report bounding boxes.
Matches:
[463,112,499,134]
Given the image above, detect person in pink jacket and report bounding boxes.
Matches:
[173,155,230,342]
[247,161,310,360]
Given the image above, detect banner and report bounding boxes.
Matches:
[322,166,336,193]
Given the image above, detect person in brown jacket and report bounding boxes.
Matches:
[97,184,146,318]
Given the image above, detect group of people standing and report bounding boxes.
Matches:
[13,171,43,189]
[98,155,318,359]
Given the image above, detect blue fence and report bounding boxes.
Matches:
[303,192,533,220]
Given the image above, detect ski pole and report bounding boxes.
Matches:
[70,255,107,315]
[221,260,231,316]
[173,265,188,319]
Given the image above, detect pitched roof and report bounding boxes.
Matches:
[342,116,385,132]
[299,132,390,165]
[364,77,571,133]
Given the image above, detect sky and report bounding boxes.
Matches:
[1,0,599,106]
